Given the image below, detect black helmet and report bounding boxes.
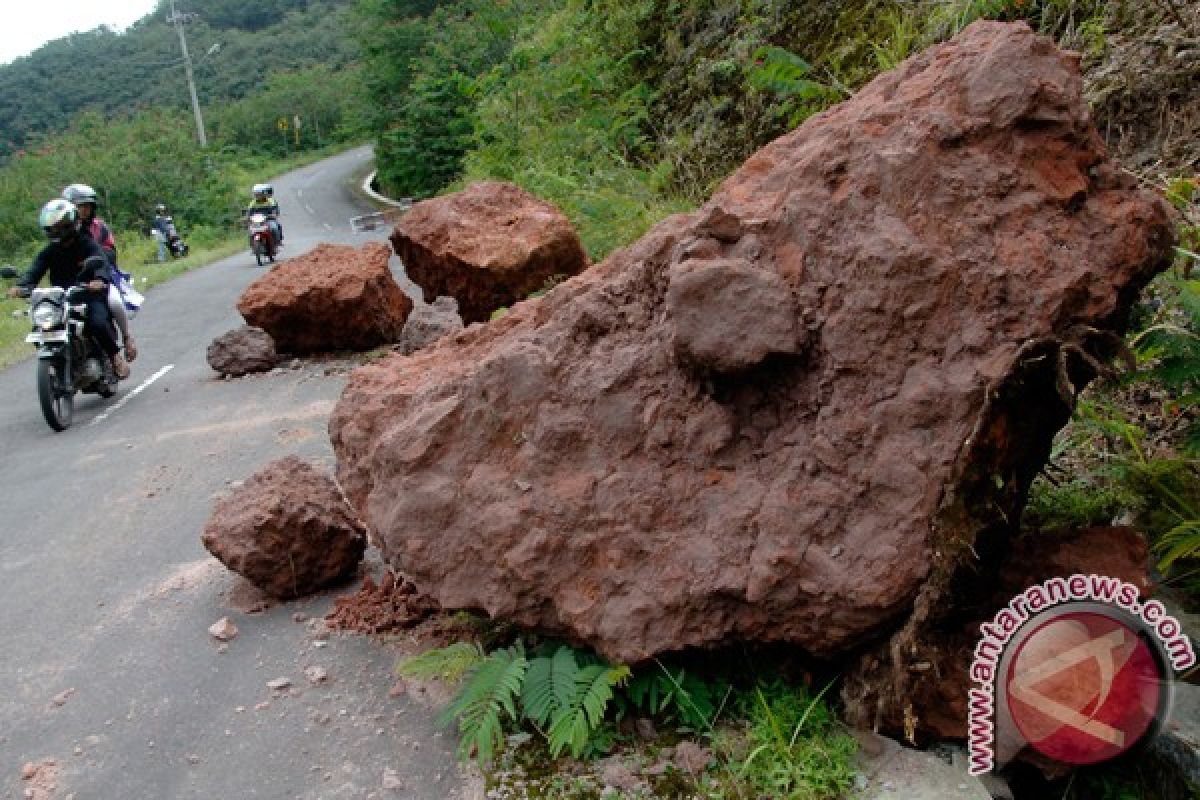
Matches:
[62,183,98,208]
[39,198,80,243]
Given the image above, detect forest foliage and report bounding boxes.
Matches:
[0,0,358,160]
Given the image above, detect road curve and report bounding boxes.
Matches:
[0,146,471,799]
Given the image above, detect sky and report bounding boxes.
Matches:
[0,0,162,66]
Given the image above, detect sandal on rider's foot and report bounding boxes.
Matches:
[112,353,131,380]
[124,335,138,362]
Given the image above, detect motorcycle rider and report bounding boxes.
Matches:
[62,183,138,362]
[245,184,282,247]
[6,199,129,379]
[151,204,173,262]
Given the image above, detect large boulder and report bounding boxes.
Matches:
[201,456,367,600]
[330,21,1175,676]
[236,243,412,354]
[390,181,588,324]
[206,325,280,377]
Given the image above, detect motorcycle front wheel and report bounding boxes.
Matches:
[254,241,265,267]
[37,359,74,431]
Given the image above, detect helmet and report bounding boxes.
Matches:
[155,203,168,214]
[264,183,274,197]
[62,183,97,208]
[252,183,269,196]
[39,198,79,242]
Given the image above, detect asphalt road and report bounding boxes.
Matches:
[0,146,470,799]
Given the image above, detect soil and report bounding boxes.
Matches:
[325,570,439,636]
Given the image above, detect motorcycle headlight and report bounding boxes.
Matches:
[33,302,61,330]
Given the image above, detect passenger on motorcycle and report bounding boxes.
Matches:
[7,199,129,379]
[245,184,282,247]
[62,183,139,362]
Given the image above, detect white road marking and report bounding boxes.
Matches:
[90,364,175,426]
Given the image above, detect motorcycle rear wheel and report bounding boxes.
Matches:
[37,359,74,431]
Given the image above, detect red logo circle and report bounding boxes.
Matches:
[1005,610,1164,765]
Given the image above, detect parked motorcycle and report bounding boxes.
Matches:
[1,262,122,431]
[153,216,189,258]
[247,212,277,266]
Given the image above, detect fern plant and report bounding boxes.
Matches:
[441,643,530,763]
[400,640,631,763]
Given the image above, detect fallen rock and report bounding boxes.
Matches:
[201,456,367,600]
[396,296,464,356]
[207,617,239,642]
[205,325,279,377]
[854,732,991,800]
[390,181,587,324]
[236,243,412,354]
[331,20,1174,682]
[267,677,292,691]
[304,666,329,685]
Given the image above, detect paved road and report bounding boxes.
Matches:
[0,147,470,799]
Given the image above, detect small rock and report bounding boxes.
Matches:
[255,701,271,711]
[387,682,406,698]
[382,768,403,790]
[267,677,292,691]
[50,688,75,707]
[20,763,36,780]
[672,741,712,773]
[208,617,239,642]
[305,666,329,685]
[634,717,658,741]
[293,612,309,623]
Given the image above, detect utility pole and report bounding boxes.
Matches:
[168,0,207,147]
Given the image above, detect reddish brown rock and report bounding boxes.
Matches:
[236,243,412,354]
[201,456,367,600]
[206,325,279,376]
[330,22,1175,673]
[390,182,587,324]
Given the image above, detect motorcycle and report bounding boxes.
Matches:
[1,262,122,431]
[247,211,277,266]
[153,216,189,258]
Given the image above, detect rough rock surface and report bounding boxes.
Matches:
[201,456,367,600]
[237,243,412,354]
[396,296,464,356]
[330,22,1175,668]
[390,181,587,324]
[206,325,280,376]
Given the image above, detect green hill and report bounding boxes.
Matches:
[0,0,357,159]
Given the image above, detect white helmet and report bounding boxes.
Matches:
[62,183,98,207]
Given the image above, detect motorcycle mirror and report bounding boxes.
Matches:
[0,266,17,279]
